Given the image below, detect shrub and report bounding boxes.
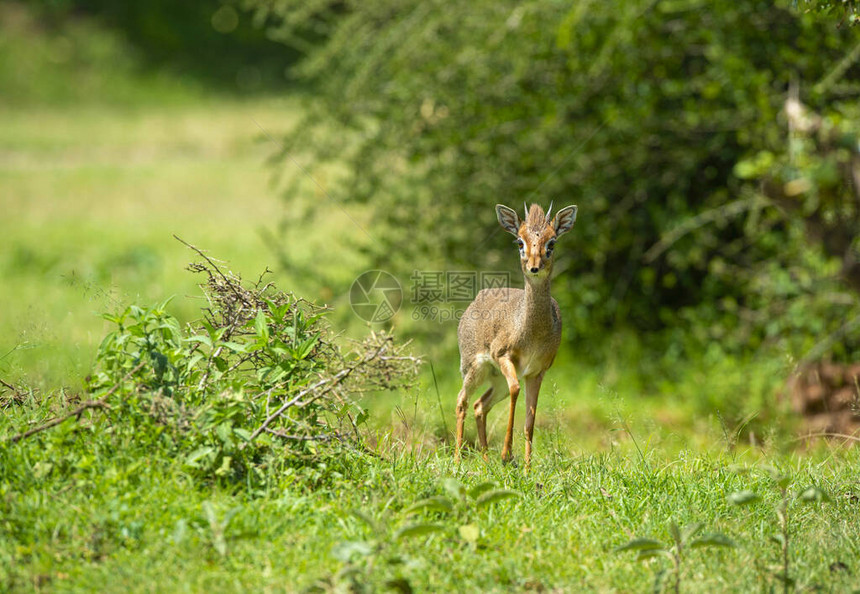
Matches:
[9,248,419,484]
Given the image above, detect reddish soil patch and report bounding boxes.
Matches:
[786,361,860,437]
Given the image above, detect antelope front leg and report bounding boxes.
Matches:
[455,369,481,462]
[498,356,520,462]
[523,372,545,469]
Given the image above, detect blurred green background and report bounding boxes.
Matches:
[2,0,860,446]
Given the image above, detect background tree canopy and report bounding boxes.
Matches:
[254,0,860,365]
[28,0,301,90]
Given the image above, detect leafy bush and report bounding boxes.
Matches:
[8,250,419,484]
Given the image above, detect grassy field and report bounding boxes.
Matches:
[3,401,859,592]
[0,98,373,390]
[2,6,860,593]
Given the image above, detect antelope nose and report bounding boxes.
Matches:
[530,266,539,273]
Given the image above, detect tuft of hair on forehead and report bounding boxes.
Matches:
[524,203,549,233]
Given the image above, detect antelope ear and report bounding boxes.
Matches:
[553,205,578,237]
[496,204,521,236]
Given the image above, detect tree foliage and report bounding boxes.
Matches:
[257,0,860,360]
[30,0,300,89]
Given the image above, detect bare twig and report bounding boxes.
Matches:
[240,374,343,449]
[791,432,860,444]
[264,427,341,442]
[240,339,391,449]
[174,235,249,306]
[7,362,145,444]
[0,378,16,391]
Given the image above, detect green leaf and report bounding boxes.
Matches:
[443,478,466,500]
[355,407,370,426]
[187,352,205,369]
[157,295,176,310]
[33,461,53,480]
[186,446,216,466]
[637,549,666,561]
[202,501,217,526]
[681,522,704,542]
[101,313,122,325]
[458,524,480,543]
[668,521,681,544]
[233,428,253,441]
[254,311,269,341]
[475,489,519,509]
[797,486,831,503]
[221,341,249,353]
[468,482,497,500]
[294,333,320,360]
[394,523,445,540]
[186,334,212,347]
[728,490,760,505]
[689,533,735,549]
[331,540,374,562]
[385,577,413,594]
[615,538,666,553]
[350,510,380,534]
[171,518,187,545]
[775,475,791,490]
[406,496,454,514]
[762,465,790,489]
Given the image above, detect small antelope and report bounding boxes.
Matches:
[455,202,577,466]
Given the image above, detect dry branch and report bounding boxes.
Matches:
[6,362,145,444]
[240,337,394,449]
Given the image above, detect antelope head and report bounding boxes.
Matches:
[496,202,577,279]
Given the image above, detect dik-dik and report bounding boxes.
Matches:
[455,202,577,466]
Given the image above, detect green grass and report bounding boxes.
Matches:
[0,97,374,390]
[0,100,281,386]
[0,1,369,389]
[2,404,858,593]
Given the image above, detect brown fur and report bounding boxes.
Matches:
[455,202,577,467]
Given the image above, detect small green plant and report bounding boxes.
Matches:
[201,501,240,558]
[405,478,519,545]
[615,521,735,593]
[319,479,519,591]
[321,504,431,593]
[728,468,832,593]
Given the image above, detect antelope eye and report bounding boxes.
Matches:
[516,239,525,249]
